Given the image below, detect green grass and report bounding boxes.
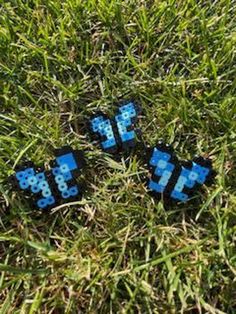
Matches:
[0,0,236,312]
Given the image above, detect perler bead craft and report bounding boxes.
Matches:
[147,142,214,202]
[9,146,85,210]
[89,102,141,154]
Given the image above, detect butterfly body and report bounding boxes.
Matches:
[148,144,214,202]
[89,102,140,154]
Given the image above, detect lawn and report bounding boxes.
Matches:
[0,0,236,313]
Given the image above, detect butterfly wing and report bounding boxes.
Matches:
[170,158,213,202]
[51,146,85,201]
[147,144,179,198]
[115,102,140,150]
[12,165,56,209]
[89,114,118,153]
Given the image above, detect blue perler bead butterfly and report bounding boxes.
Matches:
[9,146,85,210]
[89,102,141,154]
[147,143,214,202]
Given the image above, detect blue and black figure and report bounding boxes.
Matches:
[9,146,85,210]
[147,143,214,202]
[89,102,141,154]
